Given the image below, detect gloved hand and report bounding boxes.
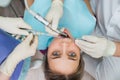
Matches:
[75,35,116,58]
[0,16,32,35]
[0,34,38,76]
[45,0,63,36]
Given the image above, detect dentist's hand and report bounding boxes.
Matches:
[45,0,63,36]
[0,16,32,35]
[75,35,116,58]
[0,34,38,76]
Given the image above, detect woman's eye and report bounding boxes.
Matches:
[52,51,60,56]
[69,52,76,57]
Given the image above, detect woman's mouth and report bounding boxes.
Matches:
[59,33,70,38]
[59,29,73,40]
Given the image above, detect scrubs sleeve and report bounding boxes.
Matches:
[106,6,120,41]
[95,57,120,80]
[83,54,120,80]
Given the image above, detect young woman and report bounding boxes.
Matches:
[0,0,96,80]
[24,0,95,80]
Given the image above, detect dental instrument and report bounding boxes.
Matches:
[24,0,67,37]
[19,28,58,37]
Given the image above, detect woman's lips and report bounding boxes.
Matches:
[55,28,76,43]
[63,29,73,39]
[58,29,74,40]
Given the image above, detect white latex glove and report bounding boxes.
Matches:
[0,34,38,76]
[0,16,32,35]
[75,35,116,58]
[45,0,63,36]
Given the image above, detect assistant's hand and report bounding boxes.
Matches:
[11,34,38,60]
[75,35,116,58]
[0,34,38,76]
[45,0,63,35]
[0,16,32,35]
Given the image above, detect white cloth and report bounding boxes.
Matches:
[90,0,120,41]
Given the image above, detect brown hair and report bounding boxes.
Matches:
[43,54,84,80]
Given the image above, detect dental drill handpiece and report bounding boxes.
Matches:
[33,13,67,37]
[24,0,67,37]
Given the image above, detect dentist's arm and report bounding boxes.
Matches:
[0,34,38,79]
[75,36,120,58]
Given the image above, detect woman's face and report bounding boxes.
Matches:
[47,29,81,75]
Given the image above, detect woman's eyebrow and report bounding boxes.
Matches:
[68,57,77,61]
[51,57,61,59]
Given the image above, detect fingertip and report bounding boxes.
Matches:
[82,35,95,39]
[22,24,32,29]
[26,33,33,41]
[82,35,98,42]
[82,35,88,40]
[29,33,33,37]
[23,31,29,35]
[16,29,29,35]
[75,39,79,42]
[75,39,80,44]
[60,27,65,32]
[35,35,38,43]
[31,35,38,49]
[45,14,52,23]
[75,39,86,46]
[75,39,81,43]
[52,19,59,29]
[18,18,32,29]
